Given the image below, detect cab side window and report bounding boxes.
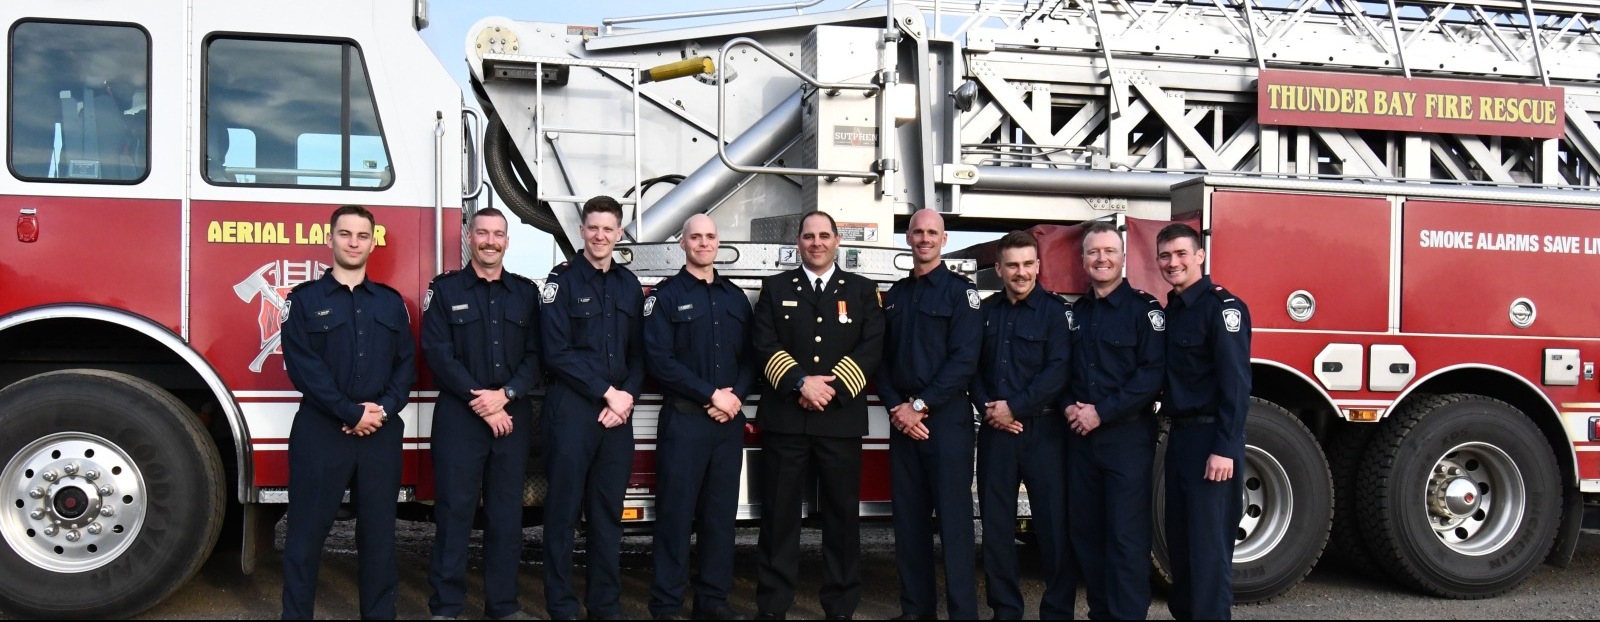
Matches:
[8,21,150,183]
[203,37,391,189]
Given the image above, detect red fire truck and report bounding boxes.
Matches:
[3,0,1600,618]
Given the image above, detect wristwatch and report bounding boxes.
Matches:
[503,386,517,402]
[910,397,929,414]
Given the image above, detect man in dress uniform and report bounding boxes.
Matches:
[644,214,754,621]
[971,231,1076,620]
[876,209,981,621]
[421,207,540,621]
[752,210,885,620]
[280,204,415,620]
[1156,223,1251,620]
[539,196,645,620]
[1062,220,1165,620]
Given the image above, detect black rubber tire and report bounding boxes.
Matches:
[1324,422,1385,575]
[1152,398,1332,603]
[0,370,226,619]
[1356,393,1560,598]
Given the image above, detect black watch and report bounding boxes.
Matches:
[503,386,517,402]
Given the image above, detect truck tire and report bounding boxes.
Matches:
[0,370,226,618]
[1356,393,1560,598]
[1324,423,1383,575]
[1152,398,1332,603]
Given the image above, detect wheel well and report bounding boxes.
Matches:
[0,316,243,502]
[1402,367,1576,490]
[1251,362,1341,443]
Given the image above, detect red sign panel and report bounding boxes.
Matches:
[1258,69,1564,139]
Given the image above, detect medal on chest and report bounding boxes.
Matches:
[837,300,851,324]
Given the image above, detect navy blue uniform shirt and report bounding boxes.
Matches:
[1062,279,1165,424]
[1164,275,1252,457]
[969,287,1071,418]
[540,256,645,401]
[876,262,982,410]
[421,268,542,405]
[281,272,416,426]
[643,267,755,405]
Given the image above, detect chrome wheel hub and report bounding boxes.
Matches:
[2,433,147,572]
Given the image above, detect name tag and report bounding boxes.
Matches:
[451,304,469,311]
[678,304,694,311]
[782,300,799,307]
[314,309,332,317]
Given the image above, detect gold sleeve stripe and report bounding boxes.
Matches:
[765,351,799,388]
[833,356,867,397]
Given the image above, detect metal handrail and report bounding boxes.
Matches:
[716,37,881,181]
[603,0,827,34]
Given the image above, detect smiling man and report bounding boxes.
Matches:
[1155,223,1251,620]
[420,207,540,621]
[280,204,415,620]
[1061,220,1165,620]
[538,196,645,620]
[644,214,755,621]
[876,209,981,621]
[752,210,884,620]
[970,230,1076,620]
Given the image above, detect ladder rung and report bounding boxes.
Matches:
[541,125,636,137]
[540,194,637,205]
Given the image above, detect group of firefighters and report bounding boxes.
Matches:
[274,198,1251,621]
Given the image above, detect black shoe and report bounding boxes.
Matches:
[654,613,686,621]
[890,615,933,621]
[692,606,749,620]
[755,612,785,621]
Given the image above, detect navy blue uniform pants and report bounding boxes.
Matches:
[890,403,977,619]
[649,403,744,616]
[1163,421,1243,620]
[756,432,861,618]
[541,385,635,619]
[978,413,1076,620]
[1067,416,1156,620]
[282,416,404,620]
[428,403,532,618]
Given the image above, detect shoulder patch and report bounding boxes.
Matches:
[279,299,292,325]
[1148,309,1166,332]
[1065,308,1078,331]
[644,295,656,317]
[966,288,980,309]
[1223,308,1243,332]
[422,288,434,312]
[541,282,559,304]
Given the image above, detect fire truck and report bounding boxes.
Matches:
[3,0,1600,618]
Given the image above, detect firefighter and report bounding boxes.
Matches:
[876,208,981,621]
[1155,223,1251,620]
[971,231,1077,620]
[643,214,755,621]
[539,196,645,620]
[420,207,540,621]
[752,210,885,621]
[1062,220,1165,620]
[279,204,415,620]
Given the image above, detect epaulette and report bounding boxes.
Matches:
[546,261,572,279]
[1210,284,1239,304]
[370,280,402,297]
[289,280,318,293]
[428,269,460,285]
[1135,289,1162,305]
[508,271,536,285]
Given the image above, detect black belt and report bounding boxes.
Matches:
[1167,415,1218,428]
[669,398,705,413]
